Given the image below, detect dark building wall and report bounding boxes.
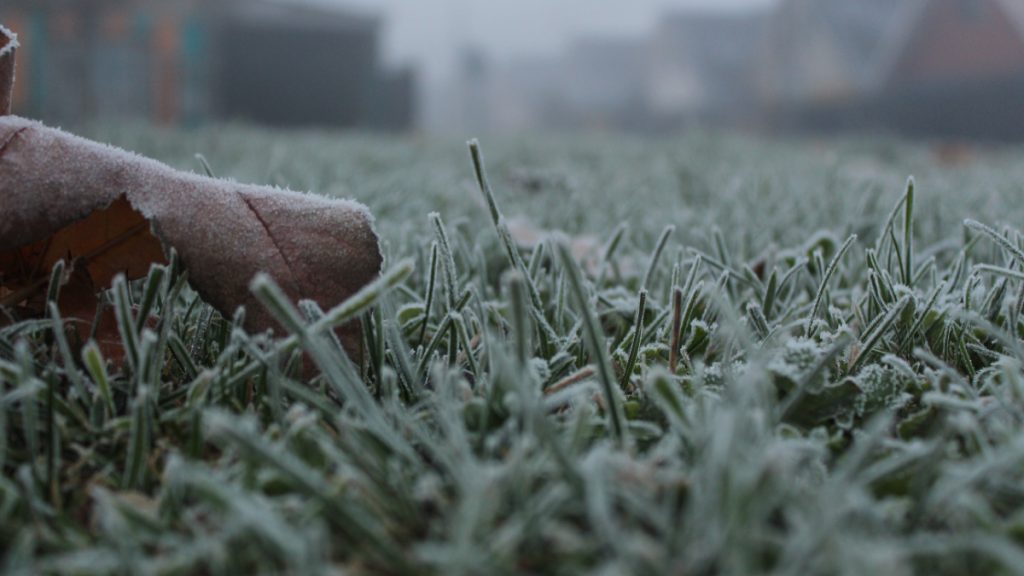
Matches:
[873,75,1024,141]
[768,75,1024,142]
[1,2,415,131]
[217,18,379,128]
[370,67,416,132]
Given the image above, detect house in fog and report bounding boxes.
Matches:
[0,0,415,130]
[757,0,907,110]
[758,0,1024,139]
[646,10,767,127]
[559,36,649,130]
[873,0,1024,139]
[881,0,1024,90]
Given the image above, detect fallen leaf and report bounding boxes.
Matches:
[0,25,381,363]
[0,24,14,115]
[507,217,601,269]
[933,141,974,167]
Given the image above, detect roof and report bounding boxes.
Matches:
[760,0,915,101]
[873,0,1024,88]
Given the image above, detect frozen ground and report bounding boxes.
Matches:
[5,125,1024,574]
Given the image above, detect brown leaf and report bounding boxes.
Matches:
[0,25,381,362]
[0,24,14,115]
[0,197,166,294]
[0,116,382,360]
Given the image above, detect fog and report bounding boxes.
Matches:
[337,0,773,80]
[5,0,1024,140]
[327,0,776,132]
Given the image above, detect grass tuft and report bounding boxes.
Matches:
[6,128,1024,574]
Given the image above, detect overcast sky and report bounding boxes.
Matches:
[335,0,774,81]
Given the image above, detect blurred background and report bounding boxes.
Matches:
[4,0,1024,140]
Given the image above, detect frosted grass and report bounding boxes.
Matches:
[4,125,1024,573]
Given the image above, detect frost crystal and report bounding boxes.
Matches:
[854,364,913,416]
[769,338,828,388]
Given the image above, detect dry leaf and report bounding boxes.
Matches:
[0,24,14,115]
[0,116,382,359]
[0,25,381,361]
[506,217,606,275]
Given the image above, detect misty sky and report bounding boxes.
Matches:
[335,0,774,81]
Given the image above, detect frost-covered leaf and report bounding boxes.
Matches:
[853,364,914,417]
[0,114,380,360]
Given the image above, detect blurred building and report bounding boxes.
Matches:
[488,56,563,134]
[218,1,380,128]
[758,0,905,108]
[759,0,1024,139]
[755,0,909,132]
[0,0,415,130]
[463,0,1024,140]
[482,37,652,134]
[8,0,1024,139]
[1,0,206,124]
[647,10,768,127]
[882,0,1024,88]
[559,37,649,130]
[484,14,769,134]
[456,47,492,134]
[872,0,1024,139]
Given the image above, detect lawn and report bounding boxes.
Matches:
[5,124,1024,574]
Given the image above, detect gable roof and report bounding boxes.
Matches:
[996,0,1024,35]
[759,0,912,102]
[874,0,1024,88]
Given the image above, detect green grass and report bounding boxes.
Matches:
[6,125,1024,574]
